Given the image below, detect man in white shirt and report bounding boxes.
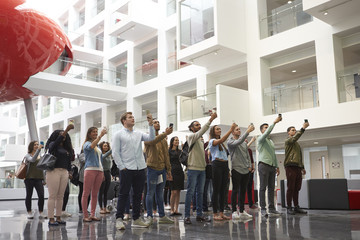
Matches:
[112,112,155,230]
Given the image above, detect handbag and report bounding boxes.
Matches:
[15,157,28,179]
[37,150,57,171]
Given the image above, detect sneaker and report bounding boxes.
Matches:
[39,212,47,219]
[145,216,153,226]
[224,205,231,212]
[158,216,174,224]
[165,205,171,210]
[123,214,130,221]
[268,209,281,216]
[196,216,211,222]
[27,211,34,219]
[239,211,253,220]
[131,219,149,228]
[116,218,125,230]
[61,212,72,217]
[287,207,296,215]
[294,206,307,214]
[184,217,192,225]
[232,211,240,220]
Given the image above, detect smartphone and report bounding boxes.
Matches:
[250,123,254,126]
[68,119,75,125]
[40,141,44,145]
[278,113,282,118]
[304,119,308,123]
[169,123,174,128]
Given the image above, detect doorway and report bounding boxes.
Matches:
[310,151,329,179]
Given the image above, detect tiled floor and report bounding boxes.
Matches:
[1,197,360,239]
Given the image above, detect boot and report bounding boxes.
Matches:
[294,206,307,214]
[287,207,295,215]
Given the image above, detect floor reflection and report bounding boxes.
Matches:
[0,198,360,239]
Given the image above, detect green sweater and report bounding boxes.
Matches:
[284,128,305,168]
[25,149,44,179]
[257,123,278,168]
[187,120,211,171]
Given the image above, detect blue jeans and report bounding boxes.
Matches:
[146,167,167,218]
[185,170,205,218]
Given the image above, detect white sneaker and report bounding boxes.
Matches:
[232,211,240,220]
[165,205,171,210]
[116,218,125,230]
[27,211,34,219]
[62,211,72,217]
[39,212,47,219]
[240,211,253,220]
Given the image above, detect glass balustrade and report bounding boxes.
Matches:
[41,105,50,119]
[179,90,216,121]
[180,0,214,49]
[135,60,158,83]
[43,57,124,86]
[338,68,360,103]
[263,77,319,114]
[259,0,312,39]
[91,0,105,17]
[0,177,25,189]
[167,0,176,16]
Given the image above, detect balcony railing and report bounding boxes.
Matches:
[135,60,158,83]
[264,77,319,114]
[41,105,50,119]
[338,68,360,103]
[180,0,215,49]
[43,57,125,86]
[179,90,216,121]
[259,0,312,39]
[91,0,105,17]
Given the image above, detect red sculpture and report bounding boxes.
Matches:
[0,0,73,102]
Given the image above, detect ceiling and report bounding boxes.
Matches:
[303,0,360,26]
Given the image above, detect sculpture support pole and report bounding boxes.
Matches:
[24,98,39,141]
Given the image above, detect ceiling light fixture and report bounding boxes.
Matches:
[287,1,292,4]
[314,142,319,145]
[292,70,297,73]
[321,0,352,16]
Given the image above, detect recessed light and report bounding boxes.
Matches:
[314,142,319,145]
[292,70,297,73]
[214,51,218,56]
[287,1,292,4]
[323,11,328,16]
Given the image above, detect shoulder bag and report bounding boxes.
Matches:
[37,149,57,171]
[15,157,28,179]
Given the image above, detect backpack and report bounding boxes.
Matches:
[179,141,195,167]
[70,164,79,186]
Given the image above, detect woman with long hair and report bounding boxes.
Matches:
[98,141,112,214]
[208,123,236,221]
[45,124,74,226]
[82,126,107,222]
[24,141,46,219]
[168,136,184,216]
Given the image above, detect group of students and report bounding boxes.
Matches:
[22,110,309,229]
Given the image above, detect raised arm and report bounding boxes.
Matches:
[189,113,217,145]
[102,149,112,159]
[212,123,237,146]
[287,122,309,144]
[24,148,41,162]
[90,127,107,149]
[145,127,173,146]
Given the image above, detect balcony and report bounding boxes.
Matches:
[264,76,319,114]
[338,68,360,103]
[109,0,159,41]
[259,0,312,39]
[178,0,246,68]
[303,0,360,26]
[177,85,249,131]
[23,58,127,104]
